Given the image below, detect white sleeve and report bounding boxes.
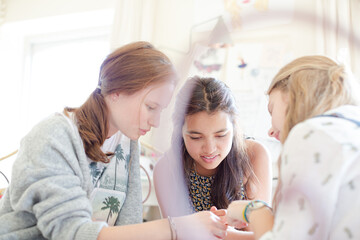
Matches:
[153,150,194,217]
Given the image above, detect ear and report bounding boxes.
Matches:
[110,92,120,102]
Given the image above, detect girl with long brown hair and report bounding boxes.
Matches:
[154,76,272,239]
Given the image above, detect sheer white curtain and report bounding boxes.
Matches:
[316,0,360,78]
[0,0,6,25]
[109,0,156,50]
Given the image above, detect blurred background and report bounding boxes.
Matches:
[1,0,359,220]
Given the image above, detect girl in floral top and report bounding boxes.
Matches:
[154,76,272,239]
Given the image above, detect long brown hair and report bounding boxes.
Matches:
[181,76,255,209]
[268,55,359,209]
[65,41,177,163]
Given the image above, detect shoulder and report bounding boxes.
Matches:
[285,117,341,150]
[244,139,273,201]
[27,113,76,139]
[245,139,271,165]
[14,113,87,180]
[20,113,82,159]
[281,119,344,173]
[287,105,360,145]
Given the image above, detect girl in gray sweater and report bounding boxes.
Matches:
[0,41,228,240]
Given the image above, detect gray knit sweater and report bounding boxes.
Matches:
[0,113,143,240]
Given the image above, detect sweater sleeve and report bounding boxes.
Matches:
[8,115,107,240]
[114,140,143,226]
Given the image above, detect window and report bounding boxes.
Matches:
[0,10,113,188]
[22,33,110,131]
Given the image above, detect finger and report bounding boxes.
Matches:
[215,209,227,216]
[210,207,227,217]
[227,218,241,227]
[210,211,228,225]
[210,206,217,212]
[212,218,228,231]
[231,220,247,229]
[239,221,248,228]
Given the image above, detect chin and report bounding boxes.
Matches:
[130,135,140,141]
[122,131,139,141]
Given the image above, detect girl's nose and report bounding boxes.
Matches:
[268,127,275,138]
[203,138,216,154]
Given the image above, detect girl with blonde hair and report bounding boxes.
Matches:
[226,55,360,240]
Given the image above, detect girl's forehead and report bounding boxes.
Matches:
[184,111,233,129]
[143,82,175,105]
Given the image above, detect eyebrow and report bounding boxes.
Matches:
[147,101,160,106]
[147,101,163,109]
[187,128,229,134]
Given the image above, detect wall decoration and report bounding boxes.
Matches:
[189,46,227,79]
[223,40,292,141]
[223,0,294,31]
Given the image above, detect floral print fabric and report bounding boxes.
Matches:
[189,170,246,211]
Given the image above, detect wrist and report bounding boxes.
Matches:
[243,200,272,224]
[167,216,177,240]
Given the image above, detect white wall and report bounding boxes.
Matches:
[5,0,116,22]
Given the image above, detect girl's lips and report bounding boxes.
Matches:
[139,129,149,135]
[201,154,219,163]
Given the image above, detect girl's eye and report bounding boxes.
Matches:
[216,134,227,138]
[190,136,201,140]
[147,105,156,111]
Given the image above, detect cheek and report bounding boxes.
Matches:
[139,105,149,122]
[274,112,285,130]
[271,115,277,127]
[270,110,279,126]
[221,137,233,155]
[184,139,199,157]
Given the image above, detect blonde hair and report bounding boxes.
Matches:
[268,55,357,143]
[268,55,359,209]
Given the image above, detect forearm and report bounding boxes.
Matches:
[225,227,255,240]
[98,218,171,240]
[248,208,274,240]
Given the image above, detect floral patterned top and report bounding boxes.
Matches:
[189,170,246,212]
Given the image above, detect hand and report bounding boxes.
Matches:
[226,200,249,229]
[210,206,227,223]
[174,211,228,240]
